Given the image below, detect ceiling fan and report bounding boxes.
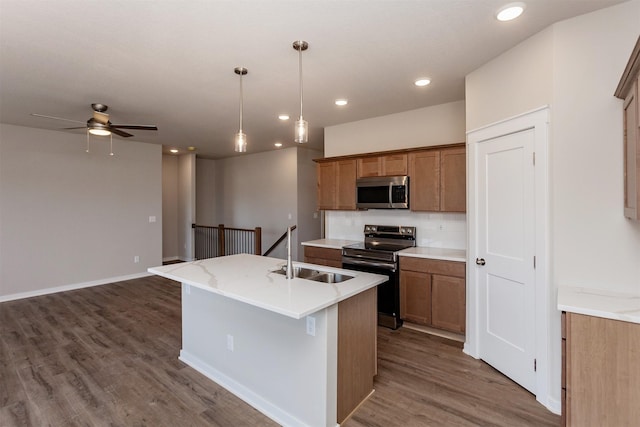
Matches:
[31,103,158,138]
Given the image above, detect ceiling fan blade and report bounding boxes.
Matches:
[30,113,85,124]
[108,127,134,138]
[62,127,87,130]
[110,124,158,131]
[93,111,109,125]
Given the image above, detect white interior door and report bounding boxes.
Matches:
[476,128,536,393]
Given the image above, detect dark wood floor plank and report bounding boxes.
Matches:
[1,276,559,427]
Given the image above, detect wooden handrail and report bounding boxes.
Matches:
[263,225,297,257]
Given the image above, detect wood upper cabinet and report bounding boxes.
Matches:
[357,154,407,178]
[615,36,640,220]
[399,256,466,333]
[409,150,440,211]
[316,159,356,210]
[409,146,466,212]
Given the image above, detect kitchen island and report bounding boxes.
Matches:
[148,253,387,427]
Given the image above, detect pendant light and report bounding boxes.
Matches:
[234,66,248,153]
[293,40,309,144]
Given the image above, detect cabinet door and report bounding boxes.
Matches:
[336,159,357,210]
[440,147,466,212]
[382,154,408,176]
[317,162,337,210]
[409,150,440,211]
[357,157,381,178]
[431,274,466,333]
[399,270,431,325]
[623,79,639,219]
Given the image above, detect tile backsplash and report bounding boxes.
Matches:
[325,210,466,249]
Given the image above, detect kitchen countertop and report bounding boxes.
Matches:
[301,238,360,250]
[148,253,387,319]
[302,239,467,262]
[398,247,466,262]
[558,286,640,325]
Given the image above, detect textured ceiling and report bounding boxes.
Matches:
[0,0,628,158]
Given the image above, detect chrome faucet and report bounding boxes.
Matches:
[286,225,296,279]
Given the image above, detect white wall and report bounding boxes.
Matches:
[162,154,179,261]
[325,100,466,157]
[323,100,467,248]
[178,153,196,261]
[465,27,555,132]
[195,147,322,260]
[0,124,162,300]
[552,2,640,293]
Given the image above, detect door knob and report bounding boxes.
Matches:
[476,258,486,266]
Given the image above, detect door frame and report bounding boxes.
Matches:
[465,106,555,413]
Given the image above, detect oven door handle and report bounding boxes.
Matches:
[342,258,396,272]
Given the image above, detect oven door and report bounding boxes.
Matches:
[341,257,402,329]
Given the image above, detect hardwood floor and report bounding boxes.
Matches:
[0,276,560,426]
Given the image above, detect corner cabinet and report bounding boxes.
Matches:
[409,146,466,212]
[399,256,466,333]
[615,36,640,220]
[317,159,357,210]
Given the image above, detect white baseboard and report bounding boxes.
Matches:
[0,271,153,303]
[542,395,561,415]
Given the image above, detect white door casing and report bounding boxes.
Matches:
[466,107,555,413]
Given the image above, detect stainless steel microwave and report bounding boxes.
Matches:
[356,176,409,209]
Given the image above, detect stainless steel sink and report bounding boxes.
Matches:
[271,266,354,283]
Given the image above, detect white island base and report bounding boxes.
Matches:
[149,254,382,427]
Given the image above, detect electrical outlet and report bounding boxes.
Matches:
[306,316,316,336]
[227,334,234,351]
[134,255,140,263]
[149,216,156,223]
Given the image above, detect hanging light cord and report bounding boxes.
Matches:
[298,43,304,119]
[239,70,244,132]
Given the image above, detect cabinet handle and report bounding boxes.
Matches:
[475,258,486,266]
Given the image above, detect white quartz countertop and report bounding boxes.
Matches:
[301,239,360,250]
[302,239,467,262]
[558,286,640,325]
[398,247,466,262]
[148,253,387,319]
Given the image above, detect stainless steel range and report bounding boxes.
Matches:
[342,224,416,329]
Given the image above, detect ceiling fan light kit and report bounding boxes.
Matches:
[293,40,309,144]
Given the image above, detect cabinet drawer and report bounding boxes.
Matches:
[304,246,342,262]
[400,257,465,277]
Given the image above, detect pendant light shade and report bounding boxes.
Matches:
[293,40,309,144]
[234,66,248,153]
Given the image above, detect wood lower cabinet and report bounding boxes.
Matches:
[409,146,466,212]
[399,270,431,324]
[357,154,408,178]
[562,312,640,426]
[399,256,465,333]
[615,36,640,220]
[304,246,342,268]
[316,159,356,210]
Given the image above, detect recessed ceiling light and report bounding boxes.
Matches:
[170,149,179,154]
[274,142,283,148]
[414,79,431,87]
[335,99,348,106]
[496,2,526,21]
[278,114,290,121]
[187,146,196,151]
